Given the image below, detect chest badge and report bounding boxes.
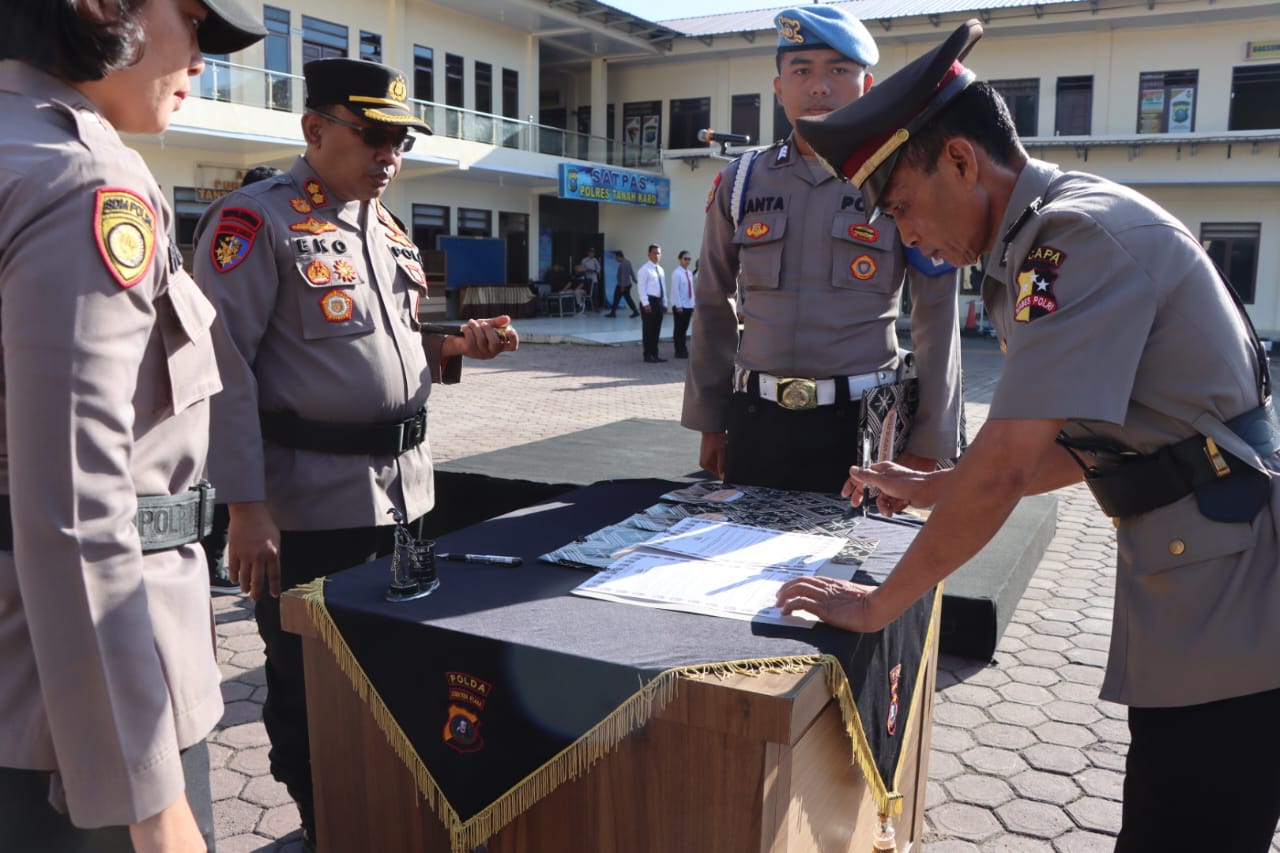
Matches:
[745,221,770,240]
[849,224,879,243]
[333,259,358,283]
[290,216,337,234]
[304,178,328,207]
[289,198,313,214]
[1015,244,1066,323]
[319,288,354,322]
[851,254,878,280]
[93,188,157,288]
[305,259,332,285]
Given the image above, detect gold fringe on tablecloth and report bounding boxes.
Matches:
[299,578,942,853]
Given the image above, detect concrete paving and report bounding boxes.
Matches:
[209,331,1280,852]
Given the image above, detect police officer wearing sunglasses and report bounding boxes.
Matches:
[192,58,518,847]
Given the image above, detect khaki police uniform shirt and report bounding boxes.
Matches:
[0,61,224,826]
[194,157,455,530]
[682,137,964,460]
[984,157,1280,707]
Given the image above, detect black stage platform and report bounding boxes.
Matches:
[431,418,1055,661]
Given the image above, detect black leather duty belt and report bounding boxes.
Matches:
[1064,401,1280,522]
[0,481,215,553]
[259,407,428,456]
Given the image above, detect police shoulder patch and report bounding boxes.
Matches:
[1015,244,1066,323]
[93,188,157,288]
[705,172,722,213]
[211,206,263,273]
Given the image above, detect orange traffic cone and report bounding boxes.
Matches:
[963,300,978,334]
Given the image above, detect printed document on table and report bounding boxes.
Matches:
[571,518,845,627]
[636,517,843,571]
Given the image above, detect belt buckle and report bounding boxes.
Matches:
[776,378,818,411]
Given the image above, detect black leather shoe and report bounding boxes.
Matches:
[210,567,239,594]
[644,356,667,363]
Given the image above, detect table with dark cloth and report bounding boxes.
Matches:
[291,479,939,852]
[458,285,537,319]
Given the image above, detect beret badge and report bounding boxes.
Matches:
[777,16,805,44]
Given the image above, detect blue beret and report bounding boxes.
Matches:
[774,7,879,67]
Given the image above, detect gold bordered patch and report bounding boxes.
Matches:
[706,172,722,213]
[745,221,770,240]
[319,288,353,322]
[851,254,877,280]
[402,260,427,286]
[304,178,327,207]
[1015,244,1066,323]
[777,15,803,43]
[305,259,332,285]
[386,230,416,250]
[333,259,357,283]
[93,188,156,288]
[289,198,313,214]
[886,663,903,735]
[289,216,338,235]
[849,224,879,242]
[443,671,490,754]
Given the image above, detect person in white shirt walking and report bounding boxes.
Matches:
[671,250,696,359]
[637,244,668,363]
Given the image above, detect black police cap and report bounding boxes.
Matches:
[197,0,267,55]
[304,58,432,135]
[797,20,983,217]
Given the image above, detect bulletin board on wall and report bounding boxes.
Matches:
[439,237,506,289]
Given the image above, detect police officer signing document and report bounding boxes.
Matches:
[193,58,518,847]
[0,0,265,850]
[782,21,1280,850]
[682,6,964,496]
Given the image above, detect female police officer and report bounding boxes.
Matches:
[0,1,263,850]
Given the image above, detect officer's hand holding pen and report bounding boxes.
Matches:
[842,461,945,516]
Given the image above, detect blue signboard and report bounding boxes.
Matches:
[558,164,670,209]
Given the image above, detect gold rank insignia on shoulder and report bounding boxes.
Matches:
[93,188,157,288]
[289,216,338,234]
[319,288,353,322]
[304,178,327,207]
[777,16,804,43]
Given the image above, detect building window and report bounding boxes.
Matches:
[501,68,519,149]
[772,93,792,142]
[199,53,230,102]
[1054,76,1092,136]
[991,78,1039,137]
[360,31,381,64]
[301,15,347,65]
[458,208,492,238]
[731,94,761,146]
[1229,63,1280,130]
[475,62,493,115]
[263,6,290,111]
[622,100,661,167]
[1137,70,1197,133]
[413,203,450,252]
[445,53,464,137]
[1202,223,1260,304]
[414,46,434,101]
[668,97,711,149]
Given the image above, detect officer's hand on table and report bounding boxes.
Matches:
[699,432,727,480]
[775,577,897,633]
[842,460,946,515]
[129,793,206,853]
[227,502,282,601]
[441,316,518,360]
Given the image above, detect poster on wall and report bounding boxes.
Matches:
[641,115,660,166]
[1138,89,1166,133]
[623,117,641,167]
[622,101,660,168]
[1167,88,1194,132]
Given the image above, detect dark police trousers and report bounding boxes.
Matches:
[0,741,214,852]
[724,390,862,494]
[256,521,413,833]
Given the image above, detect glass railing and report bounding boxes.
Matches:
[196,59,661,170]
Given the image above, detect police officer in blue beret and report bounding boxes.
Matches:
[784,20,1280,851]
[682,6,964,497]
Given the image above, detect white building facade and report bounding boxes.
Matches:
[135,0,1280,331]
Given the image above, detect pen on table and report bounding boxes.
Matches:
[435,553,523,567]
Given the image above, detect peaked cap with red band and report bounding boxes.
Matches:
[797,19,983,220]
